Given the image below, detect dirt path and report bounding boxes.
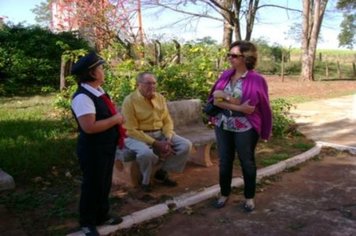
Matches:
[152,151,356,236]
[290,95,356,147]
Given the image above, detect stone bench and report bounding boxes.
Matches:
[112,99,216,187]
[0,169,15,191]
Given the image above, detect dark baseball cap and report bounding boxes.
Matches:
[71,52,105,75]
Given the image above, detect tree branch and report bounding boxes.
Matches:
[149,2,223,22]
[257,4,302,13]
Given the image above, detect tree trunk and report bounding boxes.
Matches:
[221,0,234,48]
[233,0,242,41]
[245,0,259,41]
[301,0,328,81]
[222,18,233,48]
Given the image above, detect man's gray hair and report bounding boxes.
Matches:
[137,72,154,83]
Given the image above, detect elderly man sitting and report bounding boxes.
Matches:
[121,72,192,192]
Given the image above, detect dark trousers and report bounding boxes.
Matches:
[77,142,116,227]
[215,126,259,198]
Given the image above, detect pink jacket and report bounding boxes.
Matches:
[208,69,272,140]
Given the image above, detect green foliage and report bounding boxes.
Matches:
[256,60,279,75]
[56,43,226,108]
[337,0,356,49]
[283,61,302,74]
[0,24,90,96]
[338,14,355,49]
[271,98,295,137]
[31,0,52,27]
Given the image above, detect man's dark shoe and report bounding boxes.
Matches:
[81,226,99,236]
[154,169,177,187]
[161,177,178,187]
[154,169,168,180]
[141,184,152,192]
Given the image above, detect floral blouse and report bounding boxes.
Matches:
[215,78,252,132]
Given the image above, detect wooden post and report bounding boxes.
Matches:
[137,0,145,58]
[60,56,66,91]
[353,62,356,78]
[319,52,322,62]
[281,51,285,82]
[337,60,341,79]
[325,61,329,79]
[154,40,162,65]
[173,40,181,64]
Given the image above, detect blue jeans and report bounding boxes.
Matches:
[214,126,259,198]
[124,132,192,185]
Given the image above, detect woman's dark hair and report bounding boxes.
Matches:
[229,41,258,70]
[76,69,97,84]
[71,51,105,84]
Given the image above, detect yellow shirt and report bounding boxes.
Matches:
[122,89,174,144]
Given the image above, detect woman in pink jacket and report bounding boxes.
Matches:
[207,41,272,212]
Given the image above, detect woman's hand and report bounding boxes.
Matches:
[240,100,255,114]
[113,113,125,125]
[213,90,228,98]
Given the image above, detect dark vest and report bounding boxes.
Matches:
[72,86,119,146]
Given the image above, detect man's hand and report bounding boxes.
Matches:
[152,140,175,159]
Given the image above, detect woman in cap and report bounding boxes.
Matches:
[71,52,125,235]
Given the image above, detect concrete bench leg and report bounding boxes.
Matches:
[112,160,140,187]
[112,160,162,188]
[188,142,213,167]
[0,169,15,191]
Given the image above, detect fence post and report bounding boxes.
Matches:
[353,62,356,78]
[337,60,341,79]
[60,55,66,91]
[154,40,162,66]
[325,61,329,79]
[173,40,181,64]
[280,51,285,82]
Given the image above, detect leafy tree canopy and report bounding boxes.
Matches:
[337,0,355,49]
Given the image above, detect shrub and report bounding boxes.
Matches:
[271,98,296,137]
[0,24,90,95]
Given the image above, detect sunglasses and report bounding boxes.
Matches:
[227,53,244,59]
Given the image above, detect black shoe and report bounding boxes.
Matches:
[141,184,152,192]
[154,169,177,187]
[154,169,168,180]
[161,177,178,187]
[81,226,99,236]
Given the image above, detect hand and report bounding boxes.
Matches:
[241,99,255,114]
[114,113,125,125]
[153,140,175,159]
[213,90,228,98]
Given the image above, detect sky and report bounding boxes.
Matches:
[0,0,345,49]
